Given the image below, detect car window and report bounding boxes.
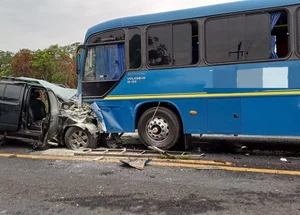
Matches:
[3,85,22,103]
[0,84,5,100]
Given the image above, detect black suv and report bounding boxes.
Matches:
[0,77,102,150]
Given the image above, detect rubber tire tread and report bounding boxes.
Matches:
[137,107,181,150]
[64,127,98,150]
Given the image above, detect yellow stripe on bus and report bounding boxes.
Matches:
[104,90,300,100]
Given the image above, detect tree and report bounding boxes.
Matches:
[0,50,14,77]
[11,49,35,77]
[61,42,80,60]
[51,55,78,88]
[32,45,78,88]
[0,42,80,88]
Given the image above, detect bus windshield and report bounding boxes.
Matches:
[84,44,125,82]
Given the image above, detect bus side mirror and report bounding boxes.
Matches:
[76,44,85,75]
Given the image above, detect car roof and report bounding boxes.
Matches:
[0,80,41,87]
[0,78,43,88]
[1,76,78,101]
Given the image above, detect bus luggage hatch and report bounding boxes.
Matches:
[206,98,242,135]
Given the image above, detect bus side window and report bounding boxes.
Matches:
[205,13,271,63]
[147,24,173,67]
[270,10,288,59]
[129,28,142,69]
[298,8,300,55]
[147,21,199,67]
[173,23,192,66]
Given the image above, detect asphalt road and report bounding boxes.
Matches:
[1,136,300,215]
[0,155,300,215]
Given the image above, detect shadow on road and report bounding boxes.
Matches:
[1,134,300,158]
[191,135,300,157]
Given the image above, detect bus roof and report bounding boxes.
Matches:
[85,0,300,41]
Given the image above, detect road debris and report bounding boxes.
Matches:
[93,157,104,161]
[120,158,152,170]
[74,148,200,159]
[280,158,288,162]
[148,146,178,159]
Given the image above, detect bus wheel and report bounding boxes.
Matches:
[138,107,181,150]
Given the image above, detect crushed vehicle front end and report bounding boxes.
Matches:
[1,76,105,150]
[54,101,105,149]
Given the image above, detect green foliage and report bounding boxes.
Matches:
[0,51,13,77]
[61,42,81,60]
[2,43,80,88]
[31,45,67,82]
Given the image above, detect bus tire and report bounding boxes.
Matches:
[138,107,181,150]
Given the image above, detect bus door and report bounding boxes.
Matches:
[82,43,125,98]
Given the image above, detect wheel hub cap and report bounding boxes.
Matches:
[147,117,170,142]
[70,130,88,149]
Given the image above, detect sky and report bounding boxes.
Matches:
[0,0,236,52]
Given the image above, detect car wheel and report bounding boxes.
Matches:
[64,127,98,150]
[138,107,181,150]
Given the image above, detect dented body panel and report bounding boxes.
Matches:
[86,101,135,134]
[0,77,104,149]
[56,104,103,145]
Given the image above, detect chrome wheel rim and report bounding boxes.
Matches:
[146,117,170,143]
[70,130,89,149]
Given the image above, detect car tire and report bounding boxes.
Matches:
[64,127,98,150]
[138,107,181,150]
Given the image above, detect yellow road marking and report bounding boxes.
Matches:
[215,166,300,176]
[0,153,230,166]
[1,153,300,176]
[149,158,231,166]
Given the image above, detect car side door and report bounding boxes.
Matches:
[43,89,60,142]
[0,83,25,132]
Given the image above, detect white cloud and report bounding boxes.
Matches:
[0,0,236,52]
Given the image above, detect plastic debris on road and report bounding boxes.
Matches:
[120,158,152,170]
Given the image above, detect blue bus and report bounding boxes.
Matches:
[76,0,300,150]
